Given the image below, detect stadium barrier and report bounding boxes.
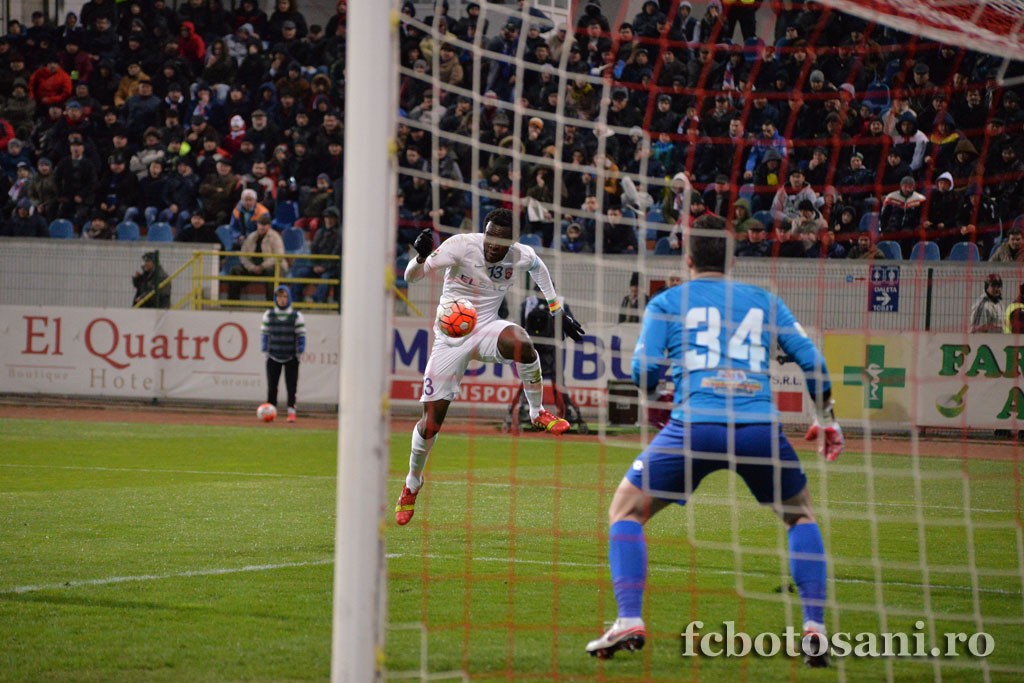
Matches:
[0,238,1014,332]
[1,305,1018,430]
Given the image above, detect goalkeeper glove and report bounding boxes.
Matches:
[547,298,586,342]
[556,310,585,343]
[804,399,844,462]
[412,229,434,261]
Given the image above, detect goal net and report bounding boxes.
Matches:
[369,0,1024,681]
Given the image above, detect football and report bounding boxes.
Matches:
[436,298,478,338]
[257,403,277,422]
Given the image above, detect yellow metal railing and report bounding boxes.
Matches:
[134,250,343,311]
[133,249,417,313]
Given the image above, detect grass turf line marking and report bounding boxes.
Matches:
[385,557,1024,598]
[5,554,1018,598]
[1,559,334,595]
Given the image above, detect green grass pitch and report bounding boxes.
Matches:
[1,418,1021,682]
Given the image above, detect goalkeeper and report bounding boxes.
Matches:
[586,214,843,667]
[394,208,586,526]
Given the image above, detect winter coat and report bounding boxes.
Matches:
[2,83,37,135]
[239,227,288,272]
[879,189,926,236]
[28,65,73,107]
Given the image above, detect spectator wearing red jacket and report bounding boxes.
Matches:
[28,59,73,112]
[177,22,207,71]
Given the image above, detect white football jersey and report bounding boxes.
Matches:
[423,232,539,324]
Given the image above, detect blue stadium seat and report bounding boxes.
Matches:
[948,241,980,262]
[215,224,235,251]
[282,226,310,272]
[863,78,891,114]
[752,211,774,230]
[48,219,75,239]
[518,233,543,248]
[116,221,140,241]
[742,37,763,63]
[909,241,940,261]
[147,222,174,242]
[271,200,299,231]
[738,183,755,202]
[988,236,1003,260]
[282,226,307,253]
[859,212,880,237]
[875,240,903,260]
[654,237,680,255]
[646,203,664,224]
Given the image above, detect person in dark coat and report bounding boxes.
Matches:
[132,251,172,308]
[2,199,48,237]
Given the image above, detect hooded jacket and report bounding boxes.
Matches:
[178,21,207,65]
[892,112,928,171]
[261,285,307,361]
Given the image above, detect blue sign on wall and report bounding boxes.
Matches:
[870,265,900,313]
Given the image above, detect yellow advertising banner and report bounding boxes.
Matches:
[824,334,911,423]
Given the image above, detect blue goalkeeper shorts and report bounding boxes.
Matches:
[625,421,807,505]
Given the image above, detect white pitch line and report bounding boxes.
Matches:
[393,554,1024,597]
[6,553,1018,598]
[1,559,334,595]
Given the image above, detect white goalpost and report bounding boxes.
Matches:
[332,1,395,681]
[330,0,1024,680]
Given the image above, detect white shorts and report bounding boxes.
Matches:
[420,319,516,402]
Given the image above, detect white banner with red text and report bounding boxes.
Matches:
[0,306,815,423]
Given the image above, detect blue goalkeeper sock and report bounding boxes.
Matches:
[609,520,646,619]
[788,522,827,625]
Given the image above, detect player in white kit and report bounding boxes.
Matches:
[395,208,586,525]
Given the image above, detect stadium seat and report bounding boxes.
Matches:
[646,204,664,224]
[752,211,774,230]
[518,233,543,248]
[48,219,75,239]
[859,212,880,237]
[863,78,891,114]
[116,221,140,241]
[1012,214,1024,234]
[948,241,981,262]
[876,240,903,260]
[271,200,300,231]
[909,241,941,261]
[738,183,755,203]
[988,236,1003,260]
[215,224,235,251]
[654,237,680,255]
[147,222,174,242]
[742,36,763,62]
[282,226,307,253]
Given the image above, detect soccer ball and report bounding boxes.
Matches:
[436,298,477,338]
[257,403,277,422]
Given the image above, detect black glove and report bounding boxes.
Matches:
[561,311,585,343]
[412,229,434,260]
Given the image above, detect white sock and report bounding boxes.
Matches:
[516,357,545,420]
[407,426,435,492]
[616,617,644,629]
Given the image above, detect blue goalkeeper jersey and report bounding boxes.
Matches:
[631,275,830,424]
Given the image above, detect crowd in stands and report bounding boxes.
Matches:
[392,0,1024,262]
[2,0,1024,268]
[0,0,347,258]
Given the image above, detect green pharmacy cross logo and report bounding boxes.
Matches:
[843,344,907,409]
